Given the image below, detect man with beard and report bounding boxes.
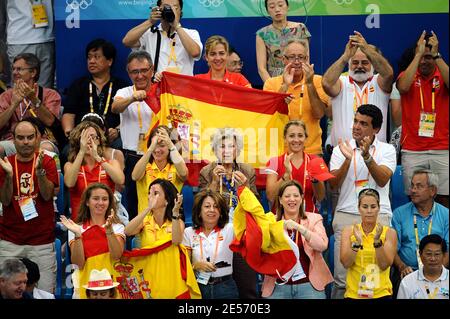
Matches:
[111,51,156,221]
[392,170,449,296]
[264,40,329,156]
[62,39,129,150]
[322,31,393,147]
[397,31,449,208]
[329,104,396,299]
[0,119,59,294]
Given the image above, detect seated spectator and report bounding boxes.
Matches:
[199,127,258,298]
[83,268,119,299]
[195,35,251,87]
[227,47,243,74]
[397,31,449,208]
[397,234,449,299]
[183,189,238,299]
[60,183,125,299]
[20,257,55,299]
[0,53,61,156]
[61,38,129,150]
[392,169,449,295]
[132,125,187,216]
[266,120,333,213]
[340,189,397,299]
[261,180,333,299]
[0,258,32,299]
[64,121,124,220]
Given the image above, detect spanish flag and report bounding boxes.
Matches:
[73,225,200,299]
[147,72,289,169]
[230,186,302,281]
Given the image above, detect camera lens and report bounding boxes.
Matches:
[161,5,175,23]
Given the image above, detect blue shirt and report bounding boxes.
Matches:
[392,202,449,269]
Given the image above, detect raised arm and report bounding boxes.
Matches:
[122,8,159,48]
[429,31,449,88]
[397,31,426,94]
[256,35,271,83]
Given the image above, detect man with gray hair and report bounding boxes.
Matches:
[322,31,393,146]
[391,169,449,296]
[112,50,156,221]
[264,39,329,157]
[0,258,32,299]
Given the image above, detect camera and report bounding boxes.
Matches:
[161,4,175,23]
[214,261,231,268]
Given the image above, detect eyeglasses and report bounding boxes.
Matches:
[11,67,33,73]
[128,68,152,76]
[230,60,243,67]
[87,54,104,61]
[285,55,308,62]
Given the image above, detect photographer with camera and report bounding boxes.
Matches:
[122,0,202,76]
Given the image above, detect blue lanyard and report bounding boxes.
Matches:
[222,174,237,208]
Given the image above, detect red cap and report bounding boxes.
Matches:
[308,157,335,182]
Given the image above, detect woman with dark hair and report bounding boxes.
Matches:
[60,183,125,299]
[132,125,187,215]
[261,179,333,299]
[340,188,397,299]
[182,189,239,299]
[256,0,311,82]
[64,121,124,220]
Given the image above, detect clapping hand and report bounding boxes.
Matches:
[60,215,82,238]
[104,208,115,231]
[0,157,13,177]
[352,223,363,245]
[338,138,353,160]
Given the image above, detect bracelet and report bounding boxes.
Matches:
[373,239,383,248]
[171,214,181,220]
[363,155,373,165]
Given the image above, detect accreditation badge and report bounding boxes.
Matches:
[355,179,369,197]
[31,3,49,28]
[196,271,212,285]
[19,197,38,221]
[137,133,147,155]
[418,112,436,137]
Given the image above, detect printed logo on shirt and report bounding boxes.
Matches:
[20,172,34,195]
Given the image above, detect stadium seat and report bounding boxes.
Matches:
[391,165,409,210]
[63,244,73,299]
[328,234,335,276]
[182,185,194,227]
[259,189,270,213]
[54,238,62,299]
[56,172,64,215]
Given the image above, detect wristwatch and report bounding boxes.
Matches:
[171,214,181,220]
[36,168,46,176]
[34,99,41,109]
[433,52,442,60]
[373,239,383,248]
[351,242,363,251]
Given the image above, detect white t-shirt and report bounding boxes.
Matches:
[330,138,396,216]
[330,74,390,146]
[6,0,54,45]
[33,287,55,299]
[182,223,234,278]
[114,86,153,151]
[138,24,202,76]
[397,266,449,299]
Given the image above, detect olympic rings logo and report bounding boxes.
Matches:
[334,0,354,5]
[66,0,93,10]
[198,0,225,8]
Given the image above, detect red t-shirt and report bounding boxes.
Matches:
[194,70,251,88]
[399,68,449,151]
[0,153,59,245]
[69,162,115,220]
[266,153,319,213]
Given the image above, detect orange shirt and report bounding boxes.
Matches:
[195,69,251,88]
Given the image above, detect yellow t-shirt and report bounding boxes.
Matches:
[263,74,329,155]
[345,224,393,299]
[140,214,173,248]
[136,162,184,215]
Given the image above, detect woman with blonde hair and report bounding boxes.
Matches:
[64,121,125,220]
[195,35,251,87]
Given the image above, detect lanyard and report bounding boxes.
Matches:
[418,76,437,113]
[19,100,32,120]
[15,154,36,197]
[413,211,434,246]
[425,285,439,299]
[353,146,377,180]
[298,83,305,117]
[352,83,369,113]
[89,82,113,118]
[167,37,177,67]
[133,86,143,132]
[81,164,102,188]
[199,229,221,263]
[221,174,237,208]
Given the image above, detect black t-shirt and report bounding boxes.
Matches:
[63,76,130,129]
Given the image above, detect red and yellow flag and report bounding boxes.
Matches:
[230,187,300,280]
[148,72,289,170]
